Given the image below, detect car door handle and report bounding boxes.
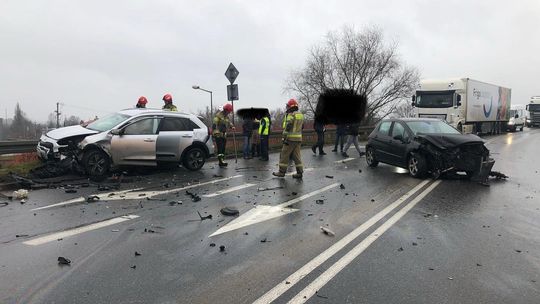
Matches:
[144,138,155,142]
[182,135,193,138]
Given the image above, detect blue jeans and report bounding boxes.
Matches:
[243,135,251,158]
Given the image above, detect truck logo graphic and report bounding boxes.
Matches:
[483,98,493,118]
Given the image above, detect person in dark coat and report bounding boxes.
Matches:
[332,123,346,152]
[311,119,326,155]
[242,118,255,159]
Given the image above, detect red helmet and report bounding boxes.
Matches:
[138,96,148,105]
[286,98,298,108]
[163,93,173,103]
[223,103,233,113]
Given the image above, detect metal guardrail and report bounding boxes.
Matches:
[0,140,38,155]
[0,126,375,156]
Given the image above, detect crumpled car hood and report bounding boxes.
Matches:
[416,133,485,150]
[46,125,99,140]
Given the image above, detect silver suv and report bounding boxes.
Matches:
[37,109,214,178]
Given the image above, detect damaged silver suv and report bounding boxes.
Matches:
[37,109,214,178]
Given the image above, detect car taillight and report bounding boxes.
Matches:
[208,127,212,136]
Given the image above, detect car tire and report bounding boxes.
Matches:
[182,147,206,171]
[365,146,379,168]
[520,125,524,131]
[408,152,427,178]
[83,149,110,180]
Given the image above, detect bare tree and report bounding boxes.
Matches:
[286,26,419,125]
[392,101,416,118]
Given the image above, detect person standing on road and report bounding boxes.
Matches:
[251,118,261,158]
[258,113,271,161]
[162,93,178,111]
[342,122,365,158]
[213,103,235,167]
[273,99,304,179]
[311,118,326,155]
[242,117,254,159]
[136,96,148,108]
[332,123,346,152]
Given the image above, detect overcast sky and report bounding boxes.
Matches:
[1,0,539,122]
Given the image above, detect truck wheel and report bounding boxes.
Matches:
[366,146,379,168]
[182,147,205,171]
[408,152,427,178]
[457,123,463,133]
[83,149,110,180]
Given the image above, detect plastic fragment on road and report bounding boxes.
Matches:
[87,195,100,202]
[320,226,335,236]
[197,211,213,220]
[219,245,226,252]
[135,251,141,256]
[13,189,28,199]
[58,257,71,265]
[316,200,324,205]
[130,265,136,269]
[186,190,201,202]
[325,175,334,179]
[220,207,240,216]
[340,184,346,189]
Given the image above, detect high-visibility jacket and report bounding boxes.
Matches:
[282,111,304,142]
[212,111,231,138]
[259,117,270,135]
[163,104,178,112]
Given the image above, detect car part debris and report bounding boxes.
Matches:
[320,226,335,236]
[219,245,226,252]
[209,243,216,247]
[135,251,141,256]
[358,169,362,173]
[220,207,239,216]
[0,202,8,207]
[20,199,26,204]
[16,234,29,238]
[257,186,284,191]
[144,228,156,233]
[489,171,508,179]
[65,189,77,194]
[130,265,136,269]
[397,247,404,252]
[169,201,182,206]
[185,190,201,202]
[213,174,224,178]
[316,199,324,205]
[86,195,100,202]
[13,189,29,200]
[57,257,71,265]
[197,211,213,220]
[325,175,334,179]
[315,292,329,299]
[260,238,271,243]
[339,184,345,189]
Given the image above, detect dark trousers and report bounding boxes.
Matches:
[313,131,325,153]
[334,133,344,151]
[216,137,226,158]
[260,135,269,160]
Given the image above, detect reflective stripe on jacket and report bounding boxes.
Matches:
[282,112,304,141]
[259,117,270,135]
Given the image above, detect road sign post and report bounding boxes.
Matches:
[225,63,240,163]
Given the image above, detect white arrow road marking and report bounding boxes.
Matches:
[289,180,441,303]
[203,183,257,198]
[253,179,432,304]
[32,175,243,211]
[334,158,356,163]
[209,183,340,237]
[23,215,140,246]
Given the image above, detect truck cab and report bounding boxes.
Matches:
[526,96,540,127]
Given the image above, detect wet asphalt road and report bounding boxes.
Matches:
[1,129,539,304]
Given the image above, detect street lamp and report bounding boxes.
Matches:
[192,85,213,119]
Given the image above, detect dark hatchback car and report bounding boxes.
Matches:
[366,118,494,179]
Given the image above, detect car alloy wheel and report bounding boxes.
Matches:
[408,157,419,176]
[366,147,378,167]
[183,147,205,171]
[83,149,110,179]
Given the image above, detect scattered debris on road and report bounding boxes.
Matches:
[197,211,213,220]
[219,245,226,252]
[135,251,141,256]
[169,200,182,206]
[315,292,329,299]
[130,265,136,269]
[340,184,346,189]
[87,195,100,202]
[325,175,334,179]
[209,243,216,247]
[13,189,28,199]
[260,238,271,243]
[320,226,335,236]
[316,199,324,205]
[15,234,29,238]
[57,257,71,265]
[397,247,404,252]
[257,186,284,191]
[186,190,201,202]
[220,207,240,216]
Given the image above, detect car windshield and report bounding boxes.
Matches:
[416,92,454,108]
[86,113,130,132]
[406,120,460,135]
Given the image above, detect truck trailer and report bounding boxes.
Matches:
[412,78,511,134]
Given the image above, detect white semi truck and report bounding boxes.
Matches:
[412,78,511,134]
[526,96,540,127]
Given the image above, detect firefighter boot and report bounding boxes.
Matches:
[218,155,228,167]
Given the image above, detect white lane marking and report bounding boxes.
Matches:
[23,215,140,246]
[285,168,314,176]
[334,158,355,163]
[209,183,340,237]
[289,180,441,303]
[253,179,431,304]
[203,183,257,198]
[32,175,243,211]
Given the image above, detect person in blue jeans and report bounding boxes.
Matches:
[242,118,255,159]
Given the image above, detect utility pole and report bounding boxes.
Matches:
[54,102,61,128]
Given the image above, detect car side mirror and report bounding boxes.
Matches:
[393,134,404,142]
[456,94,462,107]
[411,95,416,107]
[110,129,123,136]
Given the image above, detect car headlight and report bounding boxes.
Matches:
[508,121,514,125]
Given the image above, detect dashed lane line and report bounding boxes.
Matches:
[23,215,140,246]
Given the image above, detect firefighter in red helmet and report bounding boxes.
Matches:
[213,103,235,167]
[273,98,304,178]
[136,96,148,108]
[162,93,177,111]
